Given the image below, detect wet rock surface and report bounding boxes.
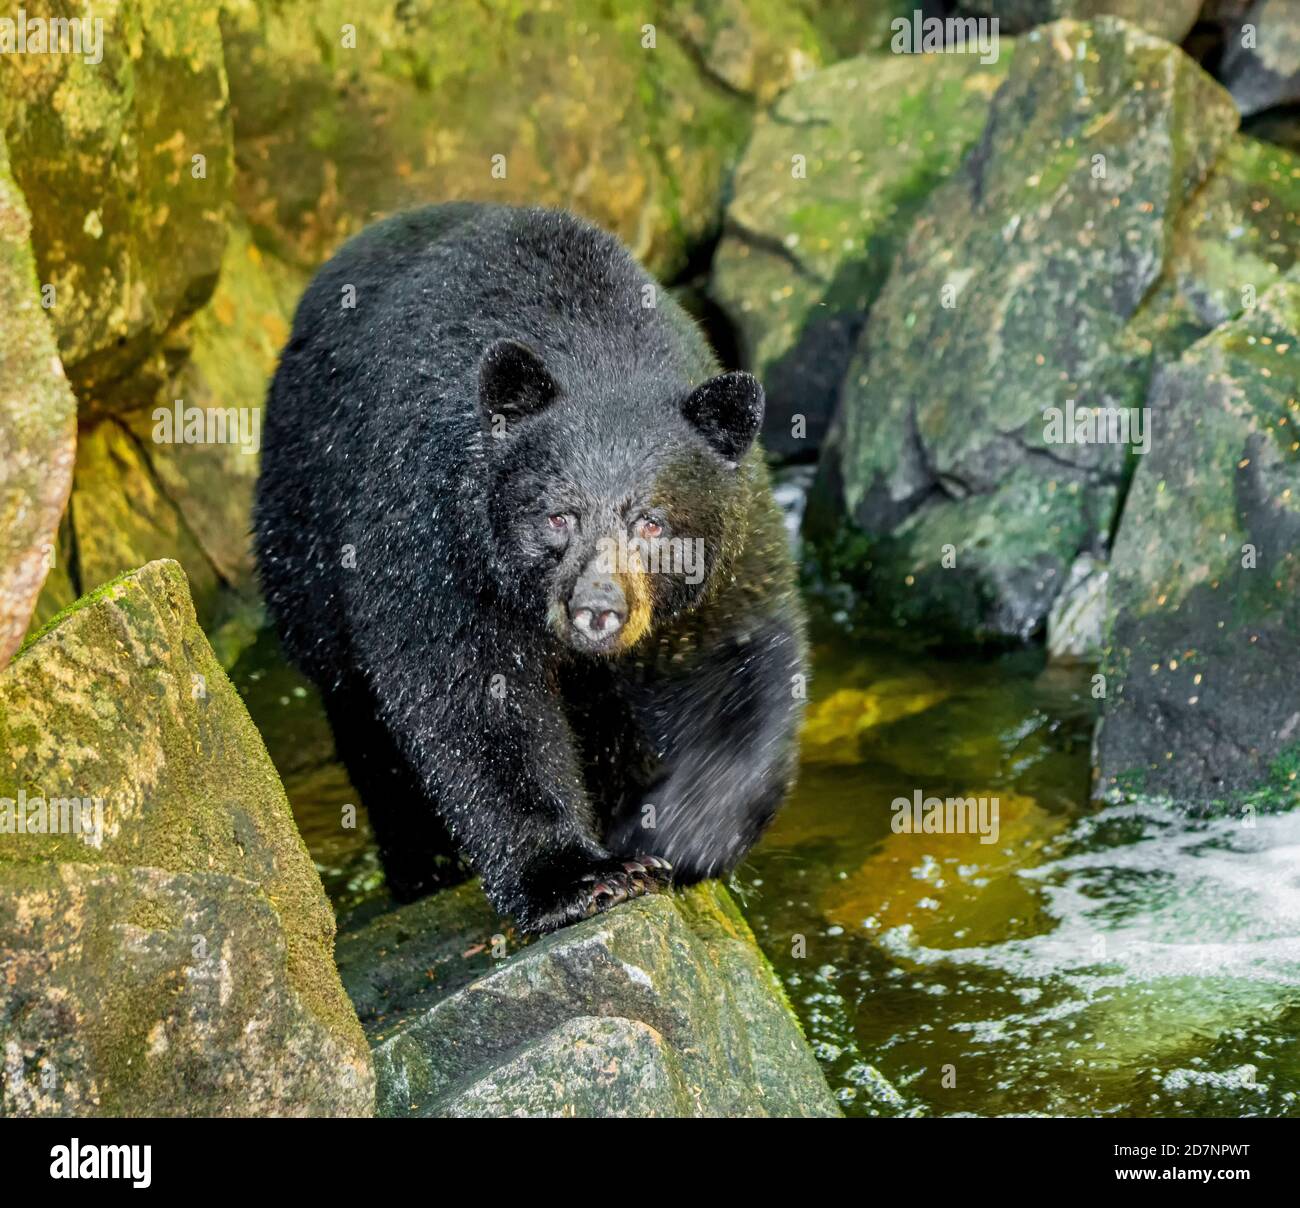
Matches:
[1096,276,1300,810]
[342,881,842,1118]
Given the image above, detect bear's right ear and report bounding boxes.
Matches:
[681,371,764,463]
[478,339,558,435]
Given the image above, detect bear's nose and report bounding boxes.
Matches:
[569,572,626,641]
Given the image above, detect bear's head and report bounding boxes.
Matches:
[477,338,764,655]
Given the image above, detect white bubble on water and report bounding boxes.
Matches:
[878,803,1300,1108]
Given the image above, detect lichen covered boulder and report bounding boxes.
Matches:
[1135,136,1300,356]
[220,0,826,281]
[344,881,842,1118]
[0,0,233,411]
[1,862,367,1117]
[807,19,1250,644]
[0,560,372,1115]
[711,50,1010,458]
[129,223,303,593]
[0,132,75,665]
[1095,276,1300,811]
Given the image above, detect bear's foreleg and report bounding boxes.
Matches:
[370,632,671,932]
[606,617,805,880]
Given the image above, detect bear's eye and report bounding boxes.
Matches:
[547,514,570,531]
[636,517,663,539]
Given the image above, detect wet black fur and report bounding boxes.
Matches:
[254,203,806,932]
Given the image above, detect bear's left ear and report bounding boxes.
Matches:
[681,371,765,463]
[478,339,559,433]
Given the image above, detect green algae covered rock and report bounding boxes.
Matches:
[0,0,232,412]
[220,0,826,282]
[661,0,823,105]
[1,862,367,1117]
[0,560,372,1116]
[347,881,842,1117]
[808,18,1243,644]
[1095,276,1300,811]
[0,131,76,665]
[711,50,1011,458]
[1135,136,1300,359]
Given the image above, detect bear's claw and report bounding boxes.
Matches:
[584,856,672,915]
[524,855,672,933]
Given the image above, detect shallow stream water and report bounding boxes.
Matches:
[235,614,1300,1118]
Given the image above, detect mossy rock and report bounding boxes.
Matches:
[0,0,233,412]
[351,881,843,1117]
[1095,275,1300,811]
[0,560,372,1115]
[797,1,928,59]
[1133,135,1300,358]
[711,50,1011,458]
[219,0,828,282]
[0,862,368,1117]
[808,18,1243,644]
[0,131,75,664]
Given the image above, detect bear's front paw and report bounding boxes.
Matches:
[529,856,672,933]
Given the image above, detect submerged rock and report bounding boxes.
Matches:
[0,560,372,1115]
[711,51,1010,459]
[0,132,75,664]
[1096,276,1300,811]
[344,881,842,1117]
[807,19,1269,644]
[0,0,232,412]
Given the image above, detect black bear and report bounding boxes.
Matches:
[255,203,806,932]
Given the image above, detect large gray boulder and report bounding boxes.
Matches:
[807,19,1300,645]
[1218,0,1300,117]
[341,881,842,1118]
